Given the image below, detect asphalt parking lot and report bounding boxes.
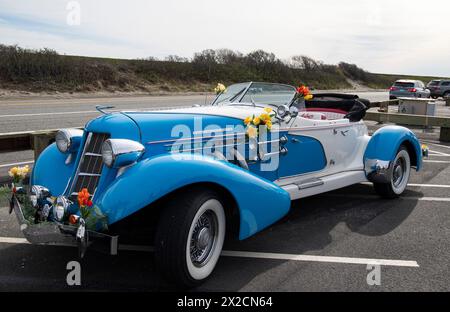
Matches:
[1,93,449,291]
[0,140,449,291]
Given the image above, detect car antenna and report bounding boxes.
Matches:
[96,105,115,115]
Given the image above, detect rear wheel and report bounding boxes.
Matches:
[154,188,226,288]
[374,146,411,198]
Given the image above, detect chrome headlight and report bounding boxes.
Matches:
[30,185,51,208]
[54,196,70,222]
[101,139,145,168]
[277,105,289,118]
[55,129,84,154]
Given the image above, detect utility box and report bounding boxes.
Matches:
[398,98,436,116]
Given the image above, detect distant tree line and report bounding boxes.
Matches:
[0,44,441,93]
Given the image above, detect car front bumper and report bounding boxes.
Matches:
[10,195,118,256]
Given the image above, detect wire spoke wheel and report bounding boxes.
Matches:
[190,210,218,267]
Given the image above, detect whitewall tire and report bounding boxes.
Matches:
[374,146,411,198]
[154,187,226,288]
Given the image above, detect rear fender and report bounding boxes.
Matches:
[95,154,291,240]
[364,126,422,181]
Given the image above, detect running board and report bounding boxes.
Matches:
[280,171,368,200]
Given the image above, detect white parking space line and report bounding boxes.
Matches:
[425,142,450,150]
[361,182,450,188]
[0,161,34,168]
[220,250,419,268]
[0,237,28,244]
[327,194,450,202]
[424,160,450,164]
[428,150,450,157]
[406,183,450,188]
[0,237,419,268]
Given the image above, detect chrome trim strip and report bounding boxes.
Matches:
[192,127,235,135]
[297,179,324,190]
[85,152,102,157]
[170,141,247,153]
[68,132,92,196]
[78,172,102,177]
[157,132,246,146]
[148,122,362,146]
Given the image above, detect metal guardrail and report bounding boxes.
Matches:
[0,100,449,160]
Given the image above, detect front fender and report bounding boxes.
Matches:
[364,126,423,175]
[31,143,77,195]
[95,154,291,240]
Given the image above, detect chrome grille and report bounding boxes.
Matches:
[70,132,109,200]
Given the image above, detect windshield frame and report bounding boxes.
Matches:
[211,82,297,107]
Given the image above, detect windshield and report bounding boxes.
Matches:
[212,82,296,107]
[213,83,249,105]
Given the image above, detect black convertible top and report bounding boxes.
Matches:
[305,93,370,122]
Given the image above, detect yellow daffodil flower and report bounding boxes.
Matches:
[260,113,271,122]
[253,117,261,126]
[244,116,252,125]
[304,94,313,100]
[246,125,258,138]
[264,107,273,114]
[214,83,226,94]
[8,167,18,177]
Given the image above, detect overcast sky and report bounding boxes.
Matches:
[0,0,449,76]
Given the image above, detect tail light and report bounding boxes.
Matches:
[389,87,398,91]
[408,88,417,92]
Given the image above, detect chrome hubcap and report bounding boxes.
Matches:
[190,210,217,267]
[392,158,405,188]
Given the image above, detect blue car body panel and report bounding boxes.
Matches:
[278,135,327,178]
[31,143,76,195]
[364,125,423,171]
[94,154,291,240]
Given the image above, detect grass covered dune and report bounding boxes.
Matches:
[0,44,446,94]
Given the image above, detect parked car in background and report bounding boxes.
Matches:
[427,80,450,99]
[389,80,430,100]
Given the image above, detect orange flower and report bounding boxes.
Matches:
[296,85,311,96]
[77,188,91,207]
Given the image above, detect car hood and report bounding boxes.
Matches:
[122,105,267,143]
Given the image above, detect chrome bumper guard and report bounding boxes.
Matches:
[364,159,393,184]
[10,195,118,257]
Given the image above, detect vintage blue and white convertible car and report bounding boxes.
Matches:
[11,82,423,287]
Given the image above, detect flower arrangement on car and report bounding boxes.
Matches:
[0,164,107,231]
[214,83,227,95]
[244,107,276,138]
[296,85,313,101]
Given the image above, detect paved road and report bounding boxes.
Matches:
[0,92,389,133]
[0,141,449,291]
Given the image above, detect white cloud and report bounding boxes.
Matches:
[0,0,449,76]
